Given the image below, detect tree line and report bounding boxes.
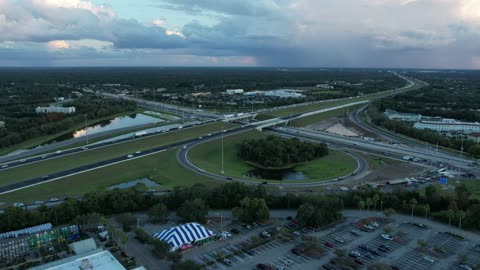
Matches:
[237,136,329,168]
[0,96,137,149]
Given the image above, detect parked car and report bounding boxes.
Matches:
[349,251,361,258]
[245,249,255,256]
[460,265,473,270]
[423,256,434,263]
[354,258,364,265]
[381,234,394,241]
[364,224,374,230]
[223,259,233,266]
[334,237,345,243]
[322,264,334,270]
[291,247,304,256]
[350,229,360,236]
[325,242,335,248]
[256,264,275,270]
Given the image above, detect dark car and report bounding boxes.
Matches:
[325,242,335,248]
[245,249,255,256]
[359,244,369,251]
[256,264,275,270]
[231,228,240,234]
[291,247,304,256]
[354,258,364,265]
[226,177,233,180]
[370,249,381,256]
[391,266,400,270]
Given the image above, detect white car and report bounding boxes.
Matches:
[50,197,60,202]
[127,154,134,158]
[371,222,379,227]
[13,202,25,207]
[423,256,434,263]
[221,231,232,238]
[381,234,393,240]
[364,224,374,230]
[1,164,8,169]
[34,200,44,205]
[340,187,349,191]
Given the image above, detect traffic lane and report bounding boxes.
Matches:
[0,124,251,194]
[0,118,224,171]
[273,127,472,169]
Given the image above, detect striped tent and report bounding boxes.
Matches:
[153,222,214,251]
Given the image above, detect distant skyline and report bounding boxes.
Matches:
[0,0,479,69]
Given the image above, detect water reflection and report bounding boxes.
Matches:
[247,168,309,181]
[73,113,161,138]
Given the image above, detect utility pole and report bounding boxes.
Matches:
[221,126,224,174]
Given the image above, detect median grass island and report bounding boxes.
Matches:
[189,131,357,182]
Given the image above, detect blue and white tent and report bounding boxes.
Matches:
[153,222,214,251]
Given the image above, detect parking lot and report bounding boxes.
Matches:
[181,210,480,270]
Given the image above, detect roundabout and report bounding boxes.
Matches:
[176,129,369,187]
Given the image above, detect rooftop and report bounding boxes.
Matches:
[31,249,125,270]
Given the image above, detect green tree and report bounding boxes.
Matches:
[456,210,466,230]
[366,197,373,212]
[116,213,137,232]
[372,194,380,212]
[446,209,455,227]
[171,260,202,270]
[232,197,270,223]
[458,254,468,264]
[434,244,445,254]
[334,248,347,258]
[384,208,396,217]
[383,226,393,234]
[368,263,391,270]
[148,203,169,223]
[357,200,365,211]
[409,198,417,217]
[417,239,428,249]
[423,204,430,220]
[152,239,171,259]
[177,198,209,223]
[168,252,183,264]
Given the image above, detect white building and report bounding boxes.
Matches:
[0,121,4,128]
[36,106,76,114]
[226,89,244,95]
[384,109,421,122]
[414,119,480,134]
[316,84,334,89]
[264,90,305,98]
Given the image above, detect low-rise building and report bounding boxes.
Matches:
[0,121,4,128]
[414,119,480,134]
[226,89,244,95]
[36,106,76,114]
[384,109,421,122]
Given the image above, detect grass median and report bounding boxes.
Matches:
[188,130,357,183]
[0,150,221,204]
[0,122,237,187]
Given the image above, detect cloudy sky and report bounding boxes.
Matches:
[1,0,479,68]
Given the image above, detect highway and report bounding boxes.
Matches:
[266,126,477,172]
[0,73,431,194]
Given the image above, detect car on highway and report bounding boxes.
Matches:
[55,150,62,154]
[50,197,60,202]
[135,151,141,154]
[198,136,203,140]
[41,175,49,179]
[1,164,8,169]
[13,202,25,207]
[423,256,434,263]
[34,200,44,205]
[127,154,134,158]
[339,186,349,191]
[226,177,233,180]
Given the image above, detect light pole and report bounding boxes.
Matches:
[221,126,224,174]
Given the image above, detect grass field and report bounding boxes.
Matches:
[289,105,363,127]
[421,179,480,201]
[188,130,357,182]
[0,122,237,187]
[0,150,221,204]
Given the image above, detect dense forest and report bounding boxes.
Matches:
[0,67,405,93]
[237,136,329,167]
